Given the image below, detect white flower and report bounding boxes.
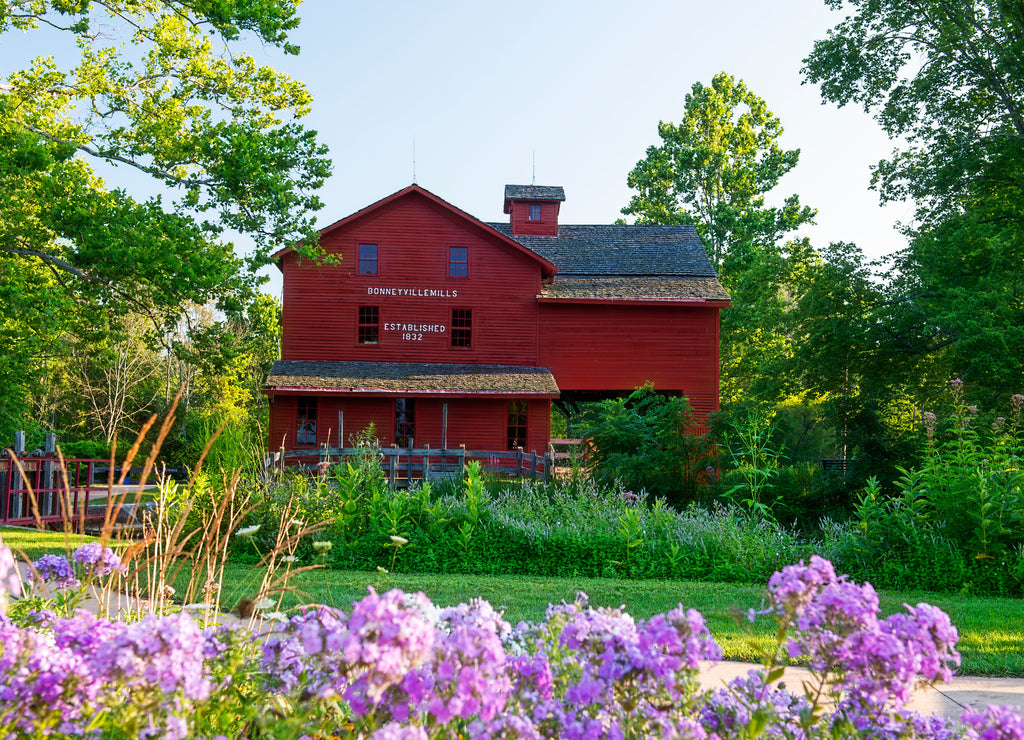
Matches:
[235,524,261,538]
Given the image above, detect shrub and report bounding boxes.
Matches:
[847,384,1024,595]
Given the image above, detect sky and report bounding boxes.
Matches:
[253,0,913,294]
[3,0,916,297]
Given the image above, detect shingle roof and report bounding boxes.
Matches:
[488,223,717,276]
[266,361,560,395]
[504,185,566,202]
[540,276,730,301]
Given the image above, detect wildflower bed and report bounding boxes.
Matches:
[2,541,1022,739]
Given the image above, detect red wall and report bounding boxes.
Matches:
[282,192,544,365]
[508,200,560,236]
[538,302,722,417]
[269,395,551,454]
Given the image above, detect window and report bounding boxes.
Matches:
[507,401,528,450]
[297,397,317,446]
[449,246,468,277]
[451,308,472,347]
[358,306,379,344]
[528,204,542,221]
[395,398,415,448]
[358,243,378,275]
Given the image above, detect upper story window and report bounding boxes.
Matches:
[358,243,378,275]
[449,246,468,278]
[358,306,379,344]
[296,397,317,446]
[451,308,472,348]
[528,204,542,221]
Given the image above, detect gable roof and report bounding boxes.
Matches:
[487,223,729,302]
[489,223,715,276]
[273,184,557,276]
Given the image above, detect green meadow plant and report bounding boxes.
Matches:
[849,383,1024,594]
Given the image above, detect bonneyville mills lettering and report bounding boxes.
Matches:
[366,287,458,298]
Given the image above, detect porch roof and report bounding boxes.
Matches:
[265,360,560,397]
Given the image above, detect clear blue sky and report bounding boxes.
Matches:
[4,0,915,296]
[260,0,912,287]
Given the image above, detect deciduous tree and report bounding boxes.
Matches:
[622,72,816,401]
[803,0,1024,400]
[0,0,330,437]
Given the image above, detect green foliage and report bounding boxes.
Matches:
[847,386,1024,594]
[804,0,1024,401]
[722,406,784,518]
[0,0,326,442]
[581,386,711,505]
[622,71,816,402]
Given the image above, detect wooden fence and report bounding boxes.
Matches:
[272,442,551,486]
[0,455,108,529]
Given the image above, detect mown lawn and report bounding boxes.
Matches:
[5,525,1023,677]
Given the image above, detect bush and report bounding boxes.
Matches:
[846,384,1024,595]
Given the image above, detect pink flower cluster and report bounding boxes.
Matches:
[765,555,961,719]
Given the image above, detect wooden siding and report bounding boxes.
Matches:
[538,302,722,416]
[508,200,560,236]
[269,395,550,455]
[281,192,545,365]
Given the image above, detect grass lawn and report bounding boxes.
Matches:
[206,562,1024,677]
[5,526,1023,677]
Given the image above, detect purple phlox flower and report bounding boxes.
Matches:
[639,605,722,672]
[701,669,810,738]
[73,542,125,577]
[0,619,103,736]
[467,712,544,740]
[32,553,80,590]
[766,555,838,620]
[368,723,429,740]
[422,598,511,724]
[961,704,1024,739]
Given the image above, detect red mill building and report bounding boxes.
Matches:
[265,184,729,461]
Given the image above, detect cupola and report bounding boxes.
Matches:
[503,184,564,237]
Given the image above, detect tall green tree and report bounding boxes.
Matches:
[803,0,1024,401]
[622,72,816,401]
[0,0,331,439]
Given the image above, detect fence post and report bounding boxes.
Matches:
[388,447,398,488]
[530,450,538,480]
[43,432,56,517]
[517,447,524,479]
[458,445,466,476]
[12,432,25,519]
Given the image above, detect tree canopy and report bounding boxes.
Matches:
[622,72,816,402]
[0,0,330,435]
[803,0,1024,400]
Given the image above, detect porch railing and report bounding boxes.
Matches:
[273,442,549,485]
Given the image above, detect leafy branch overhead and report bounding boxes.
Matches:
[0,0,332,322]
[803,0,1024,396]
